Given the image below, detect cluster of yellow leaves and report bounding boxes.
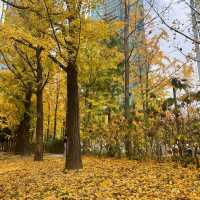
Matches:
[0,154,200,200]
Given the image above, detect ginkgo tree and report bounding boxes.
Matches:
[0,0,123,169]
[0,70,24,129]
[0,0,199,169]
[0,4,54,160]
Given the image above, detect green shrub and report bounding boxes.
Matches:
[45,139,64,154]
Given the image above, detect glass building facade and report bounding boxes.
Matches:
[90,0,123,20]
[191,0,200,80]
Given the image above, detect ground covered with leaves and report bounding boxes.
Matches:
[0,153,200,200]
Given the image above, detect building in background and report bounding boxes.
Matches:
[91,0,145,25]
[0,1,7,68]
[190,0,200,81]
[90,0,123,20]
[91,0,146,73]
[91,0,146,111]
[0,1,6,23]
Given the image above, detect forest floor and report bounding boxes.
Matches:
[0,153,200,200]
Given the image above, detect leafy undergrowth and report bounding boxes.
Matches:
[0,154,200,200]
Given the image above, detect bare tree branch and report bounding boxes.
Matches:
[40,70,50,91]
[145,0,200,45]
[13,43,37,80]
[48,54,68,72]
[0,0,29,9]
[42,0,62,53]
[0,49,27,88]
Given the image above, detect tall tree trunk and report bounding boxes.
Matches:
[53,77,60,140]
[65,64,83,169]
[15,84,32,155]
[63,7,83,169]
[173,87,179,135]
[124,0,132,158]
[82,88,91,155]
[194,145,200,168]
[34,48,44,161]
[144,64,150,157]
[35,89,43,161]
[124,0,130,119]
[107,107,111,123]
[144,64,149,127]
[46,100,50,140]
[173,86,183,159]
